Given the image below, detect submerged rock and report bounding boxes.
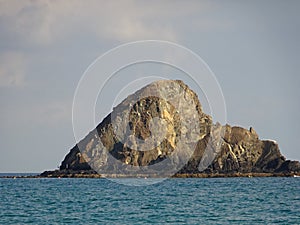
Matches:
[42,80,300,177]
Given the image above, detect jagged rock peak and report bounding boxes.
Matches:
[45,79,300,178]
[61,80,212,176]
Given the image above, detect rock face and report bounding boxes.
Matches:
[181,125,300,174]
[48,80,300,177]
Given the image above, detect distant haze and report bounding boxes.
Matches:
[0,0,299,172]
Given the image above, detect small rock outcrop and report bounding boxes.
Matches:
[42,80,300,177]
[181,125,300,175]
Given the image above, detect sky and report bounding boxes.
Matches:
[0,0,299,172]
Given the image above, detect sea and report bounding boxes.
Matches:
[0,175,299,224]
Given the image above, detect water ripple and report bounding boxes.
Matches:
[0,177,299,224]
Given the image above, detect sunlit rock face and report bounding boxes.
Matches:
[58,80,300,176]
[60,80,211,176]
[186,125,299,174]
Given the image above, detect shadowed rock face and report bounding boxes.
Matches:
[57,80,300,176]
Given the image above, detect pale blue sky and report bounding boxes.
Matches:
[1,0,299,172]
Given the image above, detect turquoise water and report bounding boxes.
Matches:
[0,177,299,224]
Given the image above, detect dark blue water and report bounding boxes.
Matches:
[0,177,299,224]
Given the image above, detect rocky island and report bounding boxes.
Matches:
[41,80,300,178]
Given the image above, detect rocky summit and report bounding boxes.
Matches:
[41,80,300,178]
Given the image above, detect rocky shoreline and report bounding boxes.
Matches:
[2,171,300,179]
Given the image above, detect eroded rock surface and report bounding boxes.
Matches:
[181,125,300,174]
[44,80,300,177]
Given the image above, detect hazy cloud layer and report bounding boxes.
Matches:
[0,0,299,172]
[0,52,26,86]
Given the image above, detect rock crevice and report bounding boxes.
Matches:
[43,80,300,177]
